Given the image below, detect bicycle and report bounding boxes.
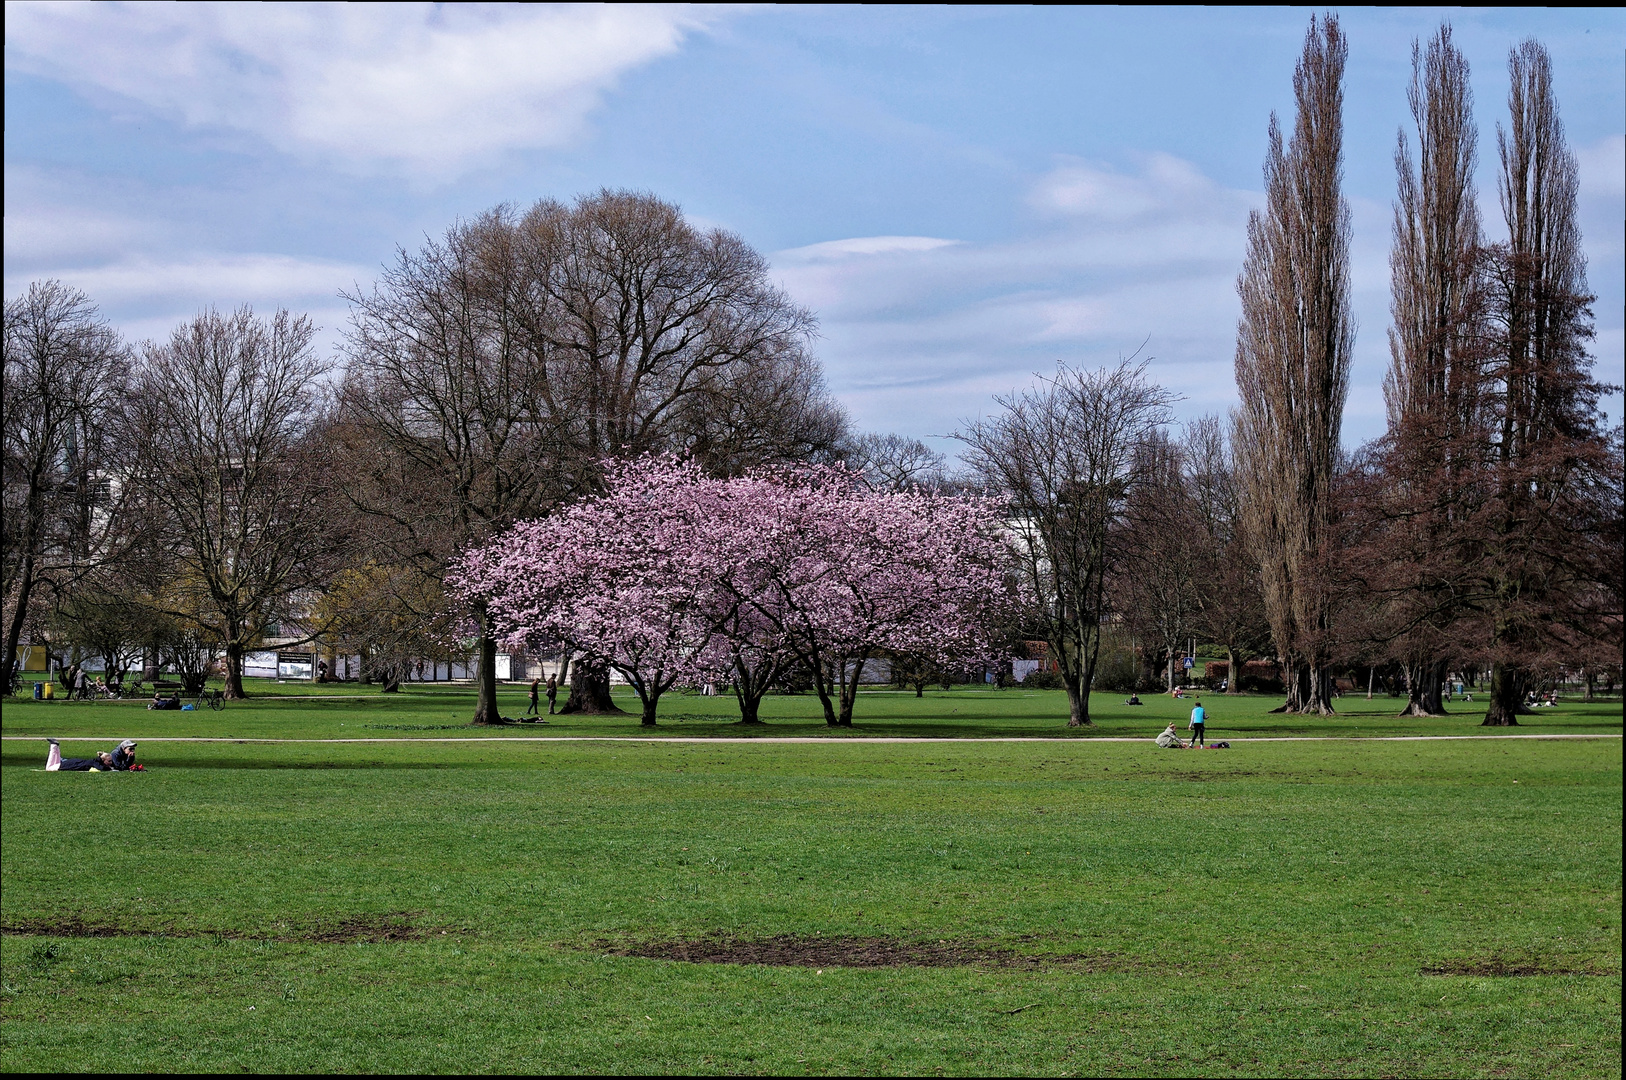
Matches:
[193,688,225,711]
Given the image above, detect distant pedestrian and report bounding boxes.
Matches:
[526,676,541,717]
[546,673,559,714]
[1188,699,1206,747]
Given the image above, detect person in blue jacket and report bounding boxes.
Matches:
[1187,700,1206,747]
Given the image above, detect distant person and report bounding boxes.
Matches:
[1155,724,1185,749]
[149,691,182,711]
[1188,699,1206,748]
[1125,693,1143,706]
[526,676,541,717]
[546,673,559,714]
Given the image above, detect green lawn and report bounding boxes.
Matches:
[1,688,1620,1075]
[2,678,1621,742]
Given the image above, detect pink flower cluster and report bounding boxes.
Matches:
[450,456,1013,724]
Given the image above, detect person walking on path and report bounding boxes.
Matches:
[1188,699,1206,748]
[545,672,559,714]
[525,676,541,717]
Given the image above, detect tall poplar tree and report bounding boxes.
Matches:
[1232,14,1353,716]
[1378,25,1486,717]
[1478,41,1613,725]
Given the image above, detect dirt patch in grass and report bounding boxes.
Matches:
[1422,955,1616,977]
[2,912,436,944]
[596,933,1125,970]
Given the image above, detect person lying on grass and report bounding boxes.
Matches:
[44,738,140,772]
[149,691,182,710]
[1155,724,1186,748]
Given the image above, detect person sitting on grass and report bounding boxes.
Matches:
[1155,724,1186,748]
[149,691,182,711]
[1125,693,1143,705]
[44,739,121,772]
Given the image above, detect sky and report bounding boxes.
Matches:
[5,4,1623,458]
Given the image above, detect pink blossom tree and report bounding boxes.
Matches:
[453,455,1013,727]
[452,458,729,726]
[715,468,1012,725]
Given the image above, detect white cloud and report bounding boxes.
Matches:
[773,154,1261,446]
[8,254,368,308]
[782,236,964,261]
[4,2,717,178]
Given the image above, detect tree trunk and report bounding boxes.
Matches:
[381,677,400,693]
[837,657,865,726]
[1584,673,1594,702]
[1225,647,1239,694]
[1,551,36,695]
[1064,676,1091,727]
[470,617,503,725]
[814,682,839,726]
[1482,662,1524,726]
[223,641,247,699]
[639,691,659,727]
[1397,658,1447,717]
[1302,661,1336,716]
[558,657,624,715]
[1271,660,1304,713]
[734,689,765,724]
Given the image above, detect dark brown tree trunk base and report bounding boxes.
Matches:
[559,666,625,715]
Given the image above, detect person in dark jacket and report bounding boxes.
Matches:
[45,739,116,771]
[44,738,137,771]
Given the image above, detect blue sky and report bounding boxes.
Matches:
[6,4,1623,455]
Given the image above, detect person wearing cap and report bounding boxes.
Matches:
[44,738,137,772]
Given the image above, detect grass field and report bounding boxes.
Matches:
[2,684,1620,1075]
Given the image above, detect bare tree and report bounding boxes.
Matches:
[1375,24,1487,717]
[1113,431,1201,693]
[340,191,824,723]
[124,307,334,699]
[338,209,570,724]
[1232,14,1354,716]
[2,281,130,694]
[846,433,947,492]
[1182,415,1271,694]
[1476,40,1615,725]
[959,359,1174,727]
[675,348,849,476]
